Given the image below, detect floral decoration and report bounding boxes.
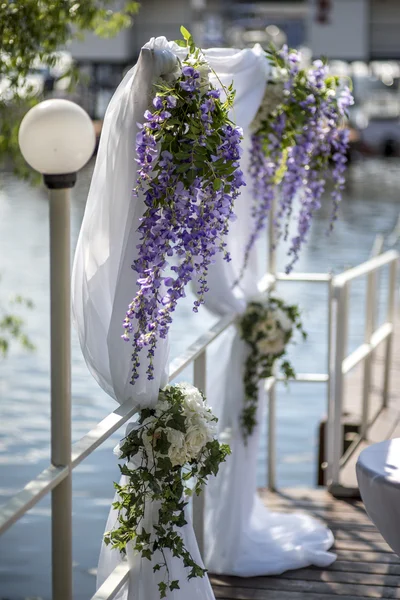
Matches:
[239,44,354,279]
[239,296,306,441]
[123,27,245,383]
[104,382,230,598]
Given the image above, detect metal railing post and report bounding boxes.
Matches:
[267,377,277,491]
[383,259,398,407]
[267,196,277,491]
[361,271,376,438]
[49,188,72,600]
[325,275,334,486]
[329,282,348,489]
[193,350,207,557]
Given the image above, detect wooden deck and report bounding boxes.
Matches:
[209,488,400,599]
[337,314,400,494]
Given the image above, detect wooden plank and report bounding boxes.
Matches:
[281,567,400,586]
[333,539,393,552]
[328,560,400,575]
[332,529,387,541]
[213,584,374,600]
[260,489,367,512]
[260,488,363,503]
[334,549,400,564]
[211,575,400,598]
[263,507,371,524]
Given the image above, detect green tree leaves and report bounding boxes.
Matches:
[0,1,139,179]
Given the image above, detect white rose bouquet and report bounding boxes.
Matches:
[104,383,230,598]
[239,295,306,442]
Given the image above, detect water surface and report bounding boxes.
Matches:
[0,158,399,599]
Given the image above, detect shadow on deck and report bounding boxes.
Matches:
[210,488,399,599]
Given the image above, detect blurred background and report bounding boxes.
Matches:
[56,0,400,157]
[1,1,400,598]
[7,0,400,156]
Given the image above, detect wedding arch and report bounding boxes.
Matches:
[72,32,352,600]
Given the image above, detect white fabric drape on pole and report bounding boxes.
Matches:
[72,37,215,600]
[202,45,337,577]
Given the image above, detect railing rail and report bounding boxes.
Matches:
[327,250,398,492]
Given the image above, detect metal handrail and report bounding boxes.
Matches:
[333,250,398,287]
[327,250,398,491]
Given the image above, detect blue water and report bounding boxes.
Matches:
[0,158,399,599]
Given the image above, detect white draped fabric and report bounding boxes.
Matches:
[72,37,215,600]
[72,35,336,600]
[198,46,337,577]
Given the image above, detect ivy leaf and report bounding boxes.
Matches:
[142,548,152,561]
[170,580,180,591]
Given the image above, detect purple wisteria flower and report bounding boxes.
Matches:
[124,51,244,382]
[242,45,354,276]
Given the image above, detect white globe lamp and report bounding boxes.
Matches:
[18,98,95,188]
[18,99,96,599]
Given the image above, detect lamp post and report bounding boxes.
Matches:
[19,99,95,600]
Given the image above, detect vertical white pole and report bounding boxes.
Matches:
[268,196,277,491]
[325,275,334,486]
[49,187,72,600]
[193,350,207,557]
[330,283,348,489]
[383,259,398,407]
[361,271,376,438]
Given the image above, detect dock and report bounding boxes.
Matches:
[210,488,399,599]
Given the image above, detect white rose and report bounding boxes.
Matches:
[154,399,170,417]
[275,308,293,333]
[185,423,210,460]
[177,383,205,414]
[252,316,279,343]
[188,411,217,438]
[166,427,188,467]
[257,329,286,356]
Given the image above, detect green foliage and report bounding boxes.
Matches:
[104,384,230,597]
[238,295,307,442]
[0,0,139,179]
[0,293,35,357]
[145,35,237,208]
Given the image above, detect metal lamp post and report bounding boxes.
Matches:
[19,99,95,600]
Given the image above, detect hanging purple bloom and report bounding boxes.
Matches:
[124,47,244,382]
[241,44,353,277]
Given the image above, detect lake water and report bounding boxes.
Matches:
[0,158,399,599]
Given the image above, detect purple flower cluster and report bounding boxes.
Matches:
[244,46,354,275]
[124,60,244,382]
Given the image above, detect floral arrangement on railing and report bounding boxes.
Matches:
[104,382,230,598]
[239,44,354,279]
[239,296,306,441]
[123,27,244,383]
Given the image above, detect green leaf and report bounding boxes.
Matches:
[180,26,192,41]
[170,580,180,591]
[213,178,222,191]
